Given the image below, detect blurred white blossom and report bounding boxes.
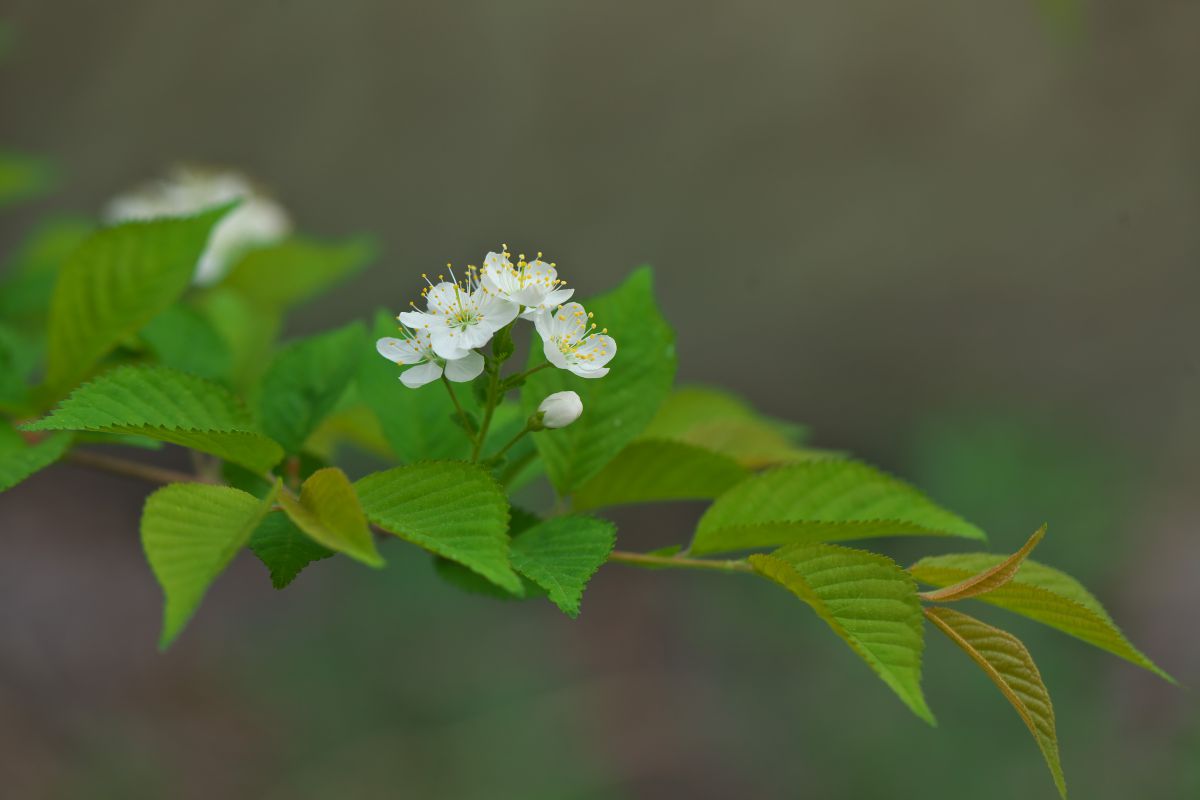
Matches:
[105,167,290,285]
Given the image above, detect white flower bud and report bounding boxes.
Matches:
[537,391,583,429]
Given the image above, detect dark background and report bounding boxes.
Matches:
[1,1,1197,797]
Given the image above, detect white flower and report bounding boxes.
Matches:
[104,166,291,286]
[398,266,519,360]
[376,328,485,389]
[534,302,617,379]
[537,391,583,429]
[481,245,574,318]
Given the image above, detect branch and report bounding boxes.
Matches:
[607,549,755,574]
[67,449,216,486]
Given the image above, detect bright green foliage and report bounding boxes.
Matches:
[305,390,395,461]
[910,553,1170,681]
[358,311,472,463]
[920,525,1045,603]
[258,322,365,454]
[25,365,284,473]
[278,467,383,567]
[222,236,375,310]
[642,385,813,467]
[193,287,282,390]
[355,461,520,592]
[0,423,70,492]
[0,323,38,411]
[692,459,986,555]
[249,512,334,589]
[572,439,748,511]
[141,480,280,648]
[0,151,55,207]
[925,606,1067,798]
[44,205,232,393]
[509,515,616,617]
[140,303,233,383]
[750,543,934,723]
[522,268,676,493]
[0,218,92,325]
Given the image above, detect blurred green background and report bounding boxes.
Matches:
[1,1,1197,797]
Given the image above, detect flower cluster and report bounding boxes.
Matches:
[105,167,291,286]
[377,245,617,388]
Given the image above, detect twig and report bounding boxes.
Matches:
[67,450,214,486]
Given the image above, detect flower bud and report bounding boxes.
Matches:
[537,391,583,429]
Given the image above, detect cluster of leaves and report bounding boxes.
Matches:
[0,204,1171,799]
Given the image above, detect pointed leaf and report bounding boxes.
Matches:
[258,322,366,454]
[278,467,383,567]
[522,267,677,493]
[692,459,986,555]
[0,423,70,492]
[920,525,1045,602]
[249,512,335,589]
[0,151,55,207]
[355,461,519,592]
[193,286,282,390]
[45,205,233,393]
[751,543,933,722]
[572,439,748,511]
[910,554,1170,681]
[642,385,813,467]
[24,365,284,472]
[222,236,375,310]
[925,606,1067,798]
[139,303,232,382]
[0,217,93,325]
[509,515,616,618]
[141,481,280,648]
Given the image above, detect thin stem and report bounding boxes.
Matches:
[68,449,216,486]
[607,549,755,574]
[441,375,474,440]
[471,366,501,461]
[489,424,532,462]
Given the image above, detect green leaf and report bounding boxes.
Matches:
[522,267,676,494]
[44,205,233,393]
[750,543,934,723]
[925,606,1067,798]
[0,423,70,492]
[358,310,473,462]
[139,303,233,382]
[221,236,375,309]
[278,467,383,567]
[432,507,544,600]
[572,439,748,511]
[0,151,55,207]
[258,322,365,454]
[919,525,1045,603]
[24,365,284,473]
[642,385,813,468]
[909,553,1171,681]
[509,515,616,618]
[355,461,519,592]
[0,217,93,325]
[249,512,334,589]
[304,391,395,461]
[691,459,987,555]
[0,322,39,411]
[141,480,280,648]
[193,286,282,390]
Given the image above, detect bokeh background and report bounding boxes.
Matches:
[2,1,1198,797]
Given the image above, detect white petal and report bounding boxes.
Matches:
[532,308,554,340]
[431,330,471,360]
[462,322,495,350]
[425,282,460,314]
[475,292,519,328]
[376,336,424,365]
[550,302,588,340]
[398,310,443,331]
[576,335,616,369]
[400,361,443,388]
[543,339,571,369]
[444,350,485,382]
[569,365,609,379]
